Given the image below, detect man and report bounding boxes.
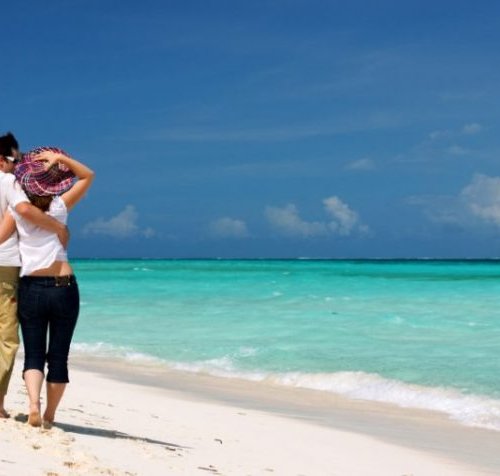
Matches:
[0,132,69,418]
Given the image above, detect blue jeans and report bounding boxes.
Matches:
[18,275,79,383]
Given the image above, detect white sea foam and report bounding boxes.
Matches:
[72,342,163,365]
[172,356,238,374]
[271,371,500,431]
[238,346,258,357]
[71,342,500,431]
[179,363,500,431]
[169,358,266,382]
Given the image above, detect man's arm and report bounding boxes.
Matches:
[0,212,16,244]
[4,173,70,248]
[15,202,69,248]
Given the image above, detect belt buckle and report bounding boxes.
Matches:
[55,276,71,287]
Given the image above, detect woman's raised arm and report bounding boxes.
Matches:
[34,151,95,210]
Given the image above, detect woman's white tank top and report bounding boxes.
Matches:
[10,196,68,276]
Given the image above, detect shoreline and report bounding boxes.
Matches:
[72,355,500,474]
[1,356,498,475]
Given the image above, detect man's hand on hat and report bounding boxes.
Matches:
[57,225,70,250]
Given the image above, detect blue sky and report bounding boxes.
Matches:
[2,0,500,258]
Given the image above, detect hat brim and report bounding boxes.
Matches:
[15,146,76,197]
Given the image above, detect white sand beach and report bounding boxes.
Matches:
[1,357,499,476]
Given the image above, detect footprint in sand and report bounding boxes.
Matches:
[197,465,220,474]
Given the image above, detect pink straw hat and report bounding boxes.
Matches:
[15,147,75,196]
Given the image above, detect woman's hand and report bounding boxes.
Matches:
[32,151,66,171]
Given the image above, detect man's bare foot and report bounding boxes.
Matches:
[42,419,53,430]
[42,410,54,429]
[0,396,9,418]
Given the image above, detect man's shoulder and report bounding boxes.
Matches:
[0,171,13,182]
[0,173,27,206]
[0,172,16,190]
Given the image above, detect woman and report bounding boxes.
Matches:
[0,147,94,427]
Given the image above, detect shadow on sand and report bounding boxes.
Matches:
[14,413,187,451]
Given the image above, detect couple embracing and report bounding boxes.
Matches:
[0,132,94,428]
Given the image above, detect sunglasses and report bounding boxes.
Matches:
[5,156,20,165]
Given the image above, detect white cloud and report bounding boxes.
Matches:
[208,217,249,238]
[407,174,500,229]
[143,227,156,238]
[405,194,464,225]
[430,123,482,140]
[447,145,468,156]
[345,158,375,171]
[428,129,451,140]
[398,121,485,164]
[265,197,367,238]
[265,204,327,237]
[148,112,406,143]
[461,174,500,226]
[83,205,155,238]
[323,196,362,236]
[462,123,482,135]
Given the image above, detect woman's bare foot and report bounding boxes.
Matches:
[28,402,42,427]
[28,411,42,427]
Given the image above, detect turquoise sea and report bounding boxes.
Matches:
[71,259,500,431]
